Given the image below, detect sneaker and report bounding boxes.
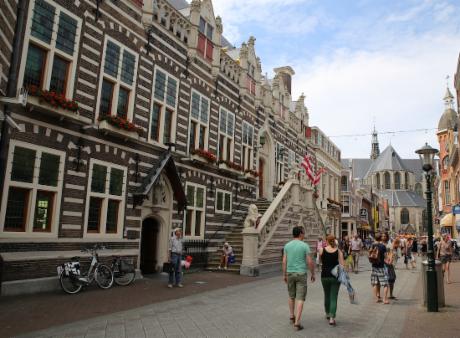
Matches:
[217,266,221,270]
[167,284,173,288]
[224,266,227,270]
[177,283,184,288]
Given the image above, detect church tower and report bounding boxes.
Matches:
[370,126,380,160]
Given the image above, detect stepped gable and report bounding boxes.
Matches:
[365,145,407,177]
[378,190,426,208]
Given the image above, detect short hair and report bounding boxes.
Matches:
[292,226,304,238]
[375,233,382,241]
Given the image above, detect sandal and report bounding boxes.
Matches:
[294,324,304,331]
[329,319,336,326]
[383,300,390,304]
[376,298,382,303]
[290,316,295,323]
[389,296,398,300]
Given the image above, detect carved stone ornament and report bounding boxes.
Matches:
[152,175,167,206]
[244,204,260,228]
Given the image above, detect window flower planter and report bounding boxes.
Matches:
[98,118,140,141]
[190,149,217,164]
[27,96,92,124]
[27,85,79,112]
[218,160,243,174]
[244,169,260,179]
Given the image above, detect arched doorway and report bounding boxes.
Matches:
[140,218,160,274]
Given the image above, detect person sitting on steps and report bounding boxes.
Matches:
[219,242,233,270]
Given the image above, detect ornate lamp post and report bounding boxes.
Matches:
[415,142,439,312]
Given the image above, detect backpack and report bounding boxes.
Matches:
[368,245,380,264]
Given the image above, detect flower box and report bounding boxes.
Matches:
[27,96,92,124]
[98,120,140,141]
[190,149,217,164]
[244,170,260,179]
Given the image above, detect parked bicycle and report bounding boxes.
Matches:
[58,244,113,294]
[111,256,136,286]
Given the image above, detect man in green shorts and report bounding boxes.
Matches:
[282,226,316,331]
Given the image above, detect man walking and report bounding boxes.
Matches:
[350,234,363,273]
[282,226,316,331]
[168,228,183,288]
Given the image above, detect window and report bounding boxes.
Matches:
[384,172,391,189]
[376,173,380,189]
[444,180,451,205]
[394,172,401,190]
[22,0,80,98]
[1,142,65,235]
[415,183,423,197]
[288,150,296,169]
[341,176,348,191]
[341,196,350,214]
[98,38,138,120]
[442,156,449,169]
[189,91,209,152]
[85,160,126,236]
[242,122,254,171]
[400,208,409,224]
[197,17,214,61]
[215,189,232,214]
[218,108,234,162]
[149,68,178,145]
[184,183,206,238]
[405,172,409,189]
[276,143,285,184]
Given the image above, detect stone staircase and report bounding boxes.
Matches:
[206,198,271,273]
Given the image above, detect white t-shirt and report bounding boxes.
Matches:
[351,238,363,251]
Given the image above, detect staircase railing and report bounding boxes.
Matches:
[256,180,296,254]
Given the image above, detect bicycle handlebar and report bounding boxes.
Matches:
[80,244,106,253]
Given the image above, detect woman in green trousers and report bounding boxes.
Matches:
[319,234,344,326]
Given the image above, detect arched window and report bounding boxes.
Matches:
[376,173,380,189]
[415,183,423,196]
[341,175,348,191]
[405,172,409,189]
[401,208,409,224]
[394,172,401,190]
[384,172,391,189]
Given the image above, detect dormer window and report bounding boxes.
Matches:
[198,17,213,61]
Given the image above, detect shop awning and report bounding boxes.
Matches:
[440,213,454,227]
[133,152,186,211]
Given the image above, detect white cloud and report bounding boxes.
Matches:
[291,33,460,159]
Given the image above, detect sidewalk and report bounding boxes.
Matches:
[13,259,422,338]
[401,261,460,338]
[0,271,261,338]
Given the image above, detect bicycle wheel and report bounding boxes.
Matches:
[59,271,83,294]
[95,264,113,289]
[114,267,136,286]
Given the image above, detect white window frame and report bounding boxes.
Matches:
[218,108,235,162]
[288,149,296,169]
[215,189,232,214]
[184,182,206,239]
[275,142,285,184]
[84,159,127,238]
[18,0,82,98]
[0,140,65,238]
[242,122,254,171]
[95,36,139,121]
[148,66,179,146]
[188,90,210,153]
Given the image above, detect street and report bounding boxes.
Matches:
[10,260,442,338]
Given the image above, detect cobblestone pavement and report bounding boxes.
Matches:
[17,259,423,338]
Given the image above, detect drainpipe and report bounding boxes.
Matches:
[0,0,27,204]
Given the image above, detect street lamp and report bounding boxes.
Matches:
[415,142,439,312]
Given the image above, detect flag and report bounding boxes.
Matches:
[313,167,326,186]
[301,155,315,182]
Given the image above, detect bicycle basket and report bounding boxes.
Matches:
[120,258,135,273]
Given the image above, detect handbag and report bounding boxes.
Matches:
[228,255,235,264]
[162,262,173,273]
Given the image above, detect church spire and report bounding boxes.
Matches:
[370,126,380,160]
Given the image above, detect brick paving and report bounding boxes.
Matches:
[10,258,428,338]
[401,260,460,338]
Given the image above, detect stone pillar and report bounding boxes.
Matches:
[240,227,259,276]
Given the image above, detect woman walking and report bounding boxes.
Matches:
[319,234,344,326]
[437,234,453,284]
[383,233,397,300]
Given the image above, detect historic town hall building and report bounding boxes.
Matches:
[0,0,339,294]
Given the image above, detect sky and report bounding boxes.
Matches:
[207,0,460,159]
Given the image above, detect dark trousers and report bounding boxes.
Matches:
[169,253,182,285]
